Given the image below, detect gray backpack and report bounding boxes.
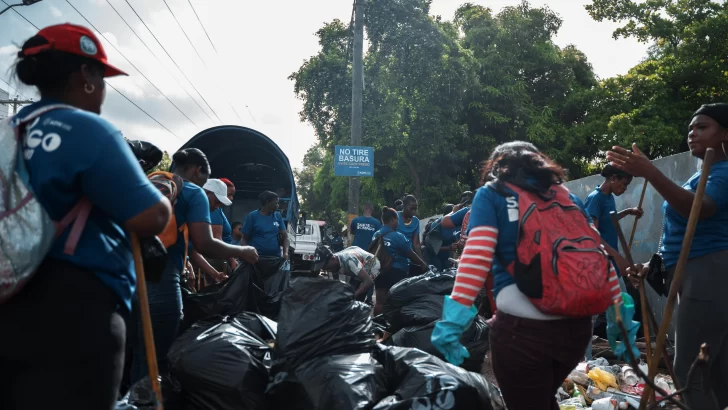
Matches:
[0,104,91,303]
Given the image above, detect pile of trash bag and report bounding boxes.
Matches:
[380,269,490,372]
[250,256,291,320]
[390,316,489,372]
[272,277,376,372]
[180,265,258,332]
[373,345,504,410]
[167,312,276,409]
[383,269,456,331]
[266,276,504,410]
[180,256,290,332]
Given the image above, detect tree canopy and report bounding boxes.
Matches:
[291,0,728,223]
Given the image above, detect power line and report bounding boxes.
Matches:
[166,0,245,126]
[1,0,37,28]
[186,0,217,55]
[65,0,201,128]
[122,0,223,124]
[102,0,216,125]
[0,76,32,100]
[4,4,182,141]
[106,81,181,140]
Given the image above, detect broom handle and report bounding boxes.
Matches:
[610,211,654,367]
[130,233,164,410]
[628,180,649,249]
[638,148,715,410]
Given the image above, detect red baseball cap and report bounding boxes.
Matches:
[20,23,127,77]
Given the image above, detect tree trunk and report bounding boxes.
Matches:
[403,156,422,201]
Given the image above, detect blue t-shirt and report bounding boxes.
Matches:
[583,186,622,274]
[169,182,211,270]
[584,186,619,251]
[243,210,285,256]
[397,212,420,249]
[350,216,381,249]
[375,226,412,271]
[16,100,164,312]
[468,185,592,298]
[210,208,233,244]
[661,161,728,268]
[449,207,470,228]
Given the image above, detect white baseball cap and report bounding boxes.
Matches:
[203,179,233,206]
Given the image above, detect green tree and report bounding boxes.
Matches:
[149,150,172,173]
[291,0,603,218]
[579,0,728,158]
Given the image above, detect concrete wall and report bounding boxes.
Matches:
[565,151,701,338]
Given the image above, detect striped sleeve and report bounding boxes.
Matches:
[451,226,498,306]
[608,264,623,305]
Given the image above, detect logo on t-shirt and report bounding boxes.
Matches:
[23,117,63,159]
[506,196,519,222]
[357,222,376,232]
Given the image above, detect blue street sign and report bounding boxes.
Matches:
[333,145,374,177]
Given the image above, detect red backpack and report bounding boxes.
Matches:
[500,182,612,317]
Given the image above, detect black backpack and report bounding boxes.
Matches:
[368,232,394,272]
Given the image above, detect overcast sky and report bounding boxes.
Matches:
[0,0,649,169]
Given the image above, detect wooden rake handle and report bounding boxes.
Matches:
[130,233,164,410]
[638,148,715,410]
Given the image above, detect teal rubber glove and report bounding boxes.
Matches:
[606,292,641,361]
[431,296,478,366]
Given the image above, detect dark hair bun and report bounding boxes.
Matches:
[15,56,41,86]
[172,150,189,163]
[381,206,389,213]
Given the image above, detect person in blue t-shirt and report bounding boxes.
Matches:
[131,148,258,384]
[350,202,382,249]
[610,103,728,409]
[242,191,290,259]
[231,222,244,246]
[398,195,424,276]
[584,164,643,285]
[203,178,238,278]
[372,207,428,315]
[424,204,458,270]
[0,24,172,409]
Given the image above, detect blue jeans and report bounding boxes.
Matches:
[130,259,182,384]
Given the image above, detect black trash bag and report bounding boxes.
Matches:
[266,353,388,410]
[139,235,167,283]
[461,316,490,373]
[389,317,490,373]
[384,270,455,326]
[116,376,181,410]
[128,139,164,173]
[250,256,291,320]
[274,277,376,372]
[387,294,445,331]
[372,345,505,410]
[180,263,257,333]
[168,314,274,410]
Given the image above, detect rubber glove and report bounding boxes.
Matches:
[606,292,641,361]
[431,295,478,366]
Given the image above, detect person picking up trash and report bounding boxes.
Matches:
[372,207,429,315]
[313,244,378,302]
[431,141,624,410]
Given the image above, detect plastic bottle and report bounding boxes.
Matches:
[620,365,639,385]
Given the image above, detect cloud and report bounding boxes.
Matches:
[49,5,63,18]
[0,45,18,56]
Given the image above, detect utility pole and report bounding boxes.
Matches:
[0,96,34,115]
[347,0,364,237]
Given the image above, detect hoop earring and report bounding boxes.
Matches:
[84,83,95,94]
[722,141,727,158]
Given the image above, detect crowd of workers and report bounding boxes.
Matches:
[2,22,728,410]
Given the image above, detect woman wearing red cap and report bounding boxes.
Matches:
[0,24,171,409]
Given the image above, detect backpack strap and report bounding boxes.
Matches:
[54,198,93,255]
[16,104,90,256]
